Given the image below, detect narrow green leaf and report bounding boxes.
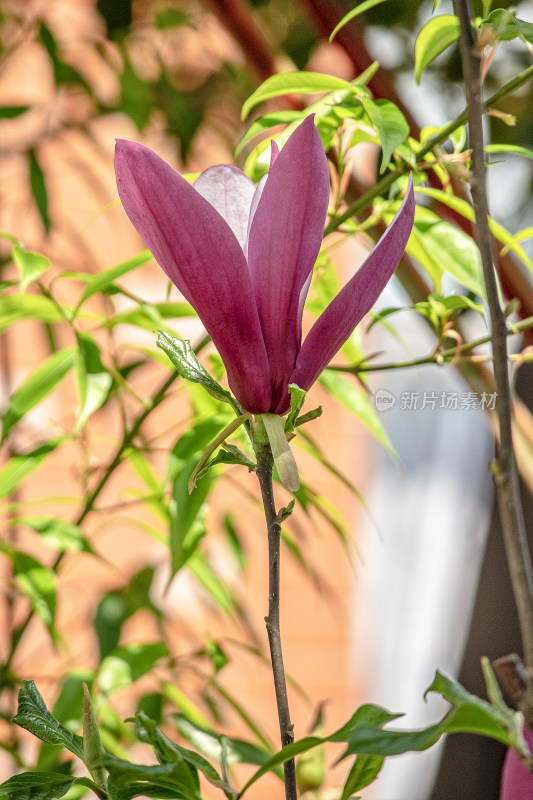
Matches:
[319,371,396,457]
[242,73,354,120]
[340,754,384,798]
[361,98,410,171]
[12,244,50,292]
[155,8,190,28]
[13,553,56,636]
[175,716,274,770]
[414,15,460,83]
[0,105,29,119]
[102,753,201,798]
[170,458,212,576]
[75,251,152,312]
[187,551,234,615]
[235,110,305,158]
[189,414,252,492]
[0,772,77,800]
[415,186,533,274]
[75,332,113,431]
[12,681,84,760]
[0,294,63,330]
[285,384,306,433]
[108,301,196,330]
[156,331,237,409]
[97,642,169,696]
[330,0,388,41]
[2,348,76,442]
[0,440,59,499]
[481,9,533,46]
[486,143,533,160]
[82,683,108,791]
[28,149,51,234]
[409,206,486,298]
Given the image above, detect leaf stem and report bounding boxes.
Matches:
[454,0,533,722]
[254,442,297,800]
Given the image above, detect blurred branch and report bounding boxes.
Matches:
[454,0,533,723]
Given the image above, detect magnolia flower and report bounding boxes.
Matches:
[115,116,414,416]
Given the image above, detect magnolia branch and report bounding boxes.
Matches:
[454,0,533,722]
[254,444,297,800]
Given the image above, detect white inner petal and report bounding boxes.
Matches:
[194,165,256,252]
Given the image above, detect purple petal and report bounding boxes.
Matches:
[247,116,330,410]
[194,165,255,251]
[290,174,415,394]
[500,725,533,800]
[115,139,272,413]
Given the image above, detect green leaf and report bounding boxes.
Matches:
[75,332,113,431]
[103,753,201,799]
[12,244,50,292]
[194,442,256,485]
[0,772,77,800]
[0,440,59,499]
[0,105,29,119]
[330,0,388,41]
[134,713,229,790]
[175,716,275,770]
[97,643,169,696]
[12,681,85,760]
[414,15,460,83]
[285,384,307,433]
[486,143,533,160]
[108,301,196,330]
[415,186,533,275]
[74,251,152,312]
[361,98,410,172]
[0,294,63,330]
[340,754,384,798]
[155,8,190,29]
[28,149,51,234]
[319,371,396,457]
[186,551,235,615]
[481,9,533,46]
[242,73,354,120]
[235,110,305,158]
[170,458,212,576]
[409,206,485,298]
[156,331,237,409]
[12,553,56,636]
[2,348,77,442]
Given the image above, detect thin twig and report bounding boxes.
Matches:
[255,443,297,800]
[454,0,533,722]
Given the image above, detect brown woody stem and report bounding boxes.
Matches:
[255,442,297,800]
[454,0,533,722]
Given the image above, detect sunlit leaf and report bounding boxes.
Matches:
[98,643,169,696]
[361,98,410,171]
[242,72,354,119]
[28,149,51,234]
[12,681,84,760]
[340,754,384,798]
[0,772,77,800]
[330,0,389,42]
[2,348,76,442]
[0,440,60,499]
[11,244,50,292]
[155,8,190,29]
[12,553,56,637]
[75,332,113,431]
[74,251,152,312]
[0,294,64,330]
[14,517,94,554]
[414,15,460,83]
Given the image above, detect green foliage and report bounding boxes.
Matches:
[414,15,460,83]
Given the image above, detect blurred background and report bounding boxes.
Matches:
[1,0,533,798]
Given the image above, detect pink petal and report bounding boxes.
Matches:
[247,116,330,410]
[115,139,272,413]
[194,165,256,251]
[500,725,533,799]
[290,174,415,394]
